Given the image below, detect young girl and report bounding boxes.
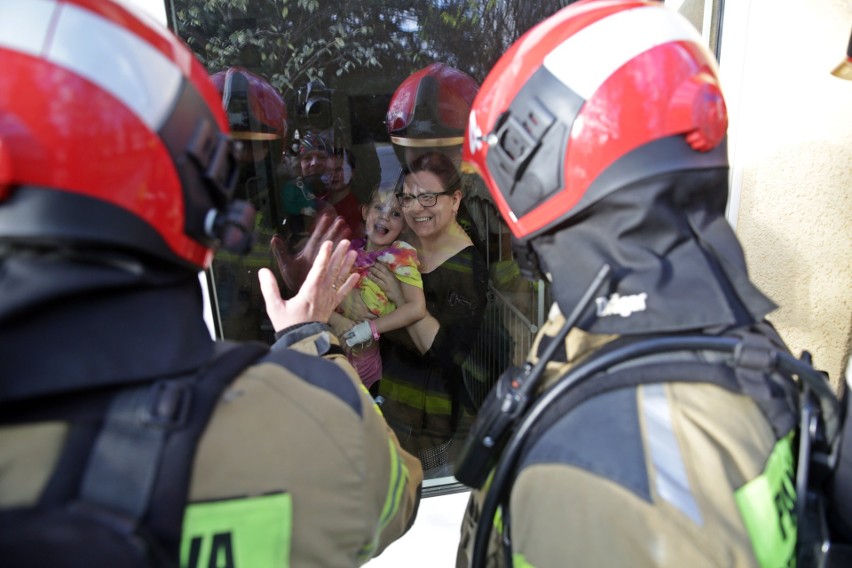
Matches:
[331,184,426,392]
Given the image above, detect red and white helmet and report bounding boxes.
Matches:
[210,67,288,142]
[0,0,252,271]
[387,63,479,165]
[464,0,728,244]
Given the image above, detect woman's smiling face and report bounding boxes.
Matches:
[400,170,459,240]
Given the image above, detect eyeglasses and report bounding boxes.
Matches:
[396,191,450,208]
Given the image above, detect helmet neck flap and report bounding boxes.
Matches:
[0,253,214,401]
[533,165,777,336]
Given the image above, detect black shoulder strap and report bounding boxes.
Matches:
[75,340,270,563]
[523,332,799,461]
[146,341,270,558]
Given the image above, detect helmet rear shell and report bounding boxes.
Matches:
[387,63,480,149]
[464,0,728,243]
[210,67,288,142]
[0,0,237,270]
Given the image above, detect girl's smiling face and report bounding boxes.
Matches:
[363,189,404,250]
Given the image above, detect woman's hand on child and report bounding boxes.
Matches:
[259,239,358,331]
[343,321,373,347]
[370,262,405,305]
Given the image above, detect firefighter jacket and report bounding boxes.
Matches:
[0,265,423,568]
[457,307,797,568]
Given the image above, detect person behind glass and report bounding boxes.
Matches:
[367,152,488,477]
[386,63,486,256]
[320,146,367,239]
[329,184,426,394]
[0,2,422,566]
[278,131,333,250]
[386,63,521,409]
[209,66,289,342]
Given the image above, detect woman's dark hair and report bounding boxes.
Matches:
[331,145,357,170]
[402,152,461,193]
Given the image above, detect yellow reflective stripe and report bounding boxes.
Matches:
[513,553,536,568]
[380,438,408,529]
[493,505,503,533]
[734,431,797,568]
[382,380,452,415]
[424,393,451,414]
[362,383,384,417]
[358,438,410,562]
[479,470,502,532]
[181,492,292,568]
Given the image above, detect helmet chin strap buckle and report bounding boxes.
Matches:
[205,201,256,255]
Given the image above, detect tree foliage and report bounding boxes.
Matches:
[172,0,430,94]
[406,0,575,82]
[171,0,578,94]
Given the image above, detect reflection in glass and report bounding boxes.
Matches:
[169,0,554,483]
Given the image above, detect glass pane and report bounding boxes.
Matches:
[167,0,571,485]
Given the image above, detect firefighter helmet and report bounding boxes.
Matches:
[463,0,729,244]
[387,63,479,165]
[210,67,288,142]
[0,0,252,270]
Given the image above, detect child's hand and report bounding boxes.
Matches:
[271,209,352,294]
[343,321,373,347]
[329,312,356,338]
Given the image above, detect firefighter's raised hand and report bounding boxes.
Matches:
[259,239,358,331]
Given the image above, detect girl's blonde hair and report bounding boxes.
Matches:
[366,181,400,207]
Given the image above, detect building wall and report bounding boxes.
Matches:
[721,0,852,391]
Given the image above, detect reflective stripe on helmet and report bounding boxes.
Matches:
[0,1,55,57]
[1,0,182,133]
[390,135,466,148]
[544,6,706,101]
[51,1,182,132]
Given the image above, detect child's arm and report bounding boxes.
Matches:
[329,310,357,339]
[342,281,426,348]
[372,281,426,335]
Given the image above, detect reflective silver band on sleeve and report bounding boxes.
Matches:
[642,383,703,526]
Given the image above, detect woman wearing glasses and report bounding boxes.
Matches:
[369,151,488,477]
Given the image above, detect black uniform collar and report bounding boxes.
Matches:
[535,168,777,336]
[0,254,214,401]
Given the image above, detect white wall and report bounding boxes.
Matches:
[364,490,470,568]
[720,0,852,390]
[117,0,167,25]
